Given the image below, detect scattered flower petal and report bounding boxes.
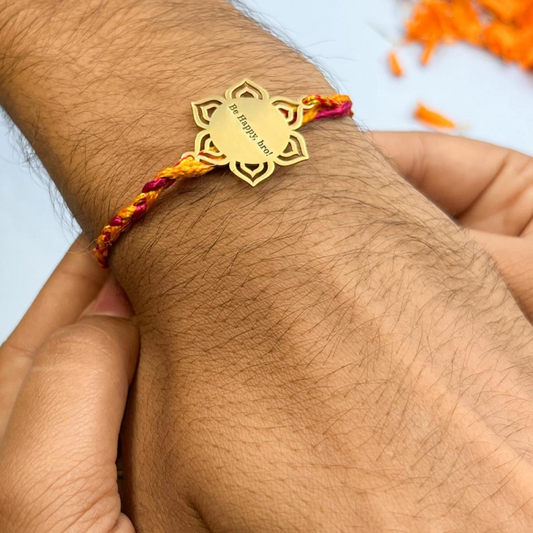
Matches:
[405,0,533,69]
[415,103,457,129]
[389,50,405,76]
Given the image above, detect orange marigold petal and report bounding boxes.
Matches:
[421,40,438,65]
[405,0,533,71]
[388,50,404,76]
[477,0,531,23]
[451,0,483,43]
[414,103,456,129]
[406,0,482,65]
[406,1,449,43]
[518,4,533,26]
[483,21,521,60]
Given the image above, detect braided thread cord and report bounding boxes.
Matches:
[94,93,353,267]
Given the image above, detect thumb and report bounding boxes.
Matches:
[0,276,138,532]
[469,229,533,321]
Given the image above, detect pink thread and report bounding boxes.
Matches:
[132,204,147,220]
[143,177,170,193]
[315,101,352,120]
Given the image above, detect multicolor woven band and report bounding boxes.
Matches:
[94,90,353,268]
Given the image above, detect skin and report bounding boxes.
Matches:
[0,239,139,532]
[1,0,533,531]
[372,132,533,319]
[2,135,533,533]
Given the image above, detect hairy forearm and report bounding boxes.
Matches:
[3,1,533,531]
[0,0,337,242]
[0,0,437,308]
[0,1,452,292]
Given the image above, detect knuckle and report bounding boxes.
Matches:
[507,152,533,187]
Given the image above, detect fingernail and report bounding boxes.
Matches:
[87,276,134,318]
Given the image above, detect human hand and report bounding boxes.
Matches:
[0,239,139,532]
[372,132,533,319]
[114,133,533,532]
[3,141,533,532]
[2,2,533,529]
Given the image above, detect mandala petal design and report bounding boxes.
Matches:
[270,97,309,129]
[229,160,275,187]
[194,130,228,165]
[226,79,269,101]
[274,132,309,166]
[191,97,224,129]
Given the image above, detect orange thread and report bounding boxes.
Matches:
[94,92,353,267]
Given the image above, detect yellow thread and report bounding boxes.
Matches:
[93,92,353,267]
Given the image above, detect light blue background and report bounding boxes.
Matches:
[1,0,532,342]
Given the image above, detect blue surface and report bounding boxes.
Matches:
[1,0,532,341]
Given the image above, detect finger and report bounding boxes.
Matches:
[0,277,138,532]
[469,229,533,320]
[0,236,107,438]
[370,131,532,217]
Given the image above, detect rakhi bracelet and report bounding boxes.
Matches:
[94,79,353,268]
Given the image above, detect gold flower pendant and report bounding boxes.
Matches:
[190,79,312,187]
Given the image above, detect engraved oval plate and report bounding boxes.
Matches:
[191,79,311,187]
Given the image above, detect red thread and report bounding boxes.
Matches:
[94,92,353,267]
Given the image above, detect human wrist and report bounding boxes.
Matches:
[0,0,465,318]
[0,0,341,277]
[0,0,465,314]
